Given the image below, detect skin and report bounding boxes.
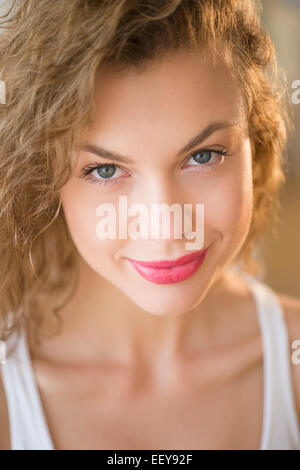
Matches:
[56,47,254,363]
[1,47,300,450]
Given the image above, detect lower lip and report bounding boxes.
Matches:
[127,249,208,284]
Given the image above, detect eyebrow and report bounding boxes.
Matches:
[79,120,241,164]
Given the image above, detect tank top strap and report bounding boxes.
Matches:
[241,272,300,450]
[1,325,54,450]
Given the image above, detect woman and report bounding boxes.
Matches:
[0,0,299,450]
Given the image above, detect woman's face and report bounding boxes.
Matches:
[59,48,253,316]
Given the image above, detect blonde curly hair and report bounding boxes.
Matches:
[0,0,292,348]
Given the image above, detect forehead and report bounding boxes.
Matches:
[87,48,247,141]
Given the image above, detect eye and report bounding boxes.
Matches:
[79,163,128,186]
[79,148,231,186]
[183,148,229,171]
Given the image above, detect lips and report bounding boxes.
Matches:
[126,248,208,284]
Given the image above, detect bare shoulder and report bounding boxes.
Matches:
[276,292,300,426]
[0,367,11,450]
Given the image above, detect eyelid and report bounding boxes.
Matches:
[80,161,126,177]
[79,146,231,185]
[81,146,229,171]
[181,146,230,167]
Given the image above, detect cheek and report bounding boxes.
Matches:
[203,156,253,243]
[59,181,123,270]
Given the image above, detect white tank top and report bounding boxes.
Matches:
[1,273,300,450]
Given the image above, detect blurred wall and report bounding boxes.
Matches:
[257,0,300,298]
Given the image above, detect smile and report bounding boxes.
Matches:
[126,248,208,284]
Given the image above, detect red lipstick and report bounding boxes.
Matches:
[126,248,208,284]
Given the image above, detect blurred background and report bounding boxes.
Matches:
[258,0,300,297]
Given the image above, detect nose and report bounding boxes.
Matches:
[131,173,192,242]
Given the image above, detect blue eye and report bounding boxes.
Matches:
[184,149,228,169]
[79,148,230,186]
[80,163,127,186]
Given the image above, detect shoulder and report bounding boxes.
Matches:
[0,367,11,449]
[276,292,300,428]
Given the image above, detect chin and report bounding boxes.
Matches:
[121,281,209,317]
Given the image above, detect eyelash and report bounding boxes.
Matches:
[79,147,231,187]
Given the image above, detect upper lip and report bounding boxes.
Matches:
[126,248,207,268]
